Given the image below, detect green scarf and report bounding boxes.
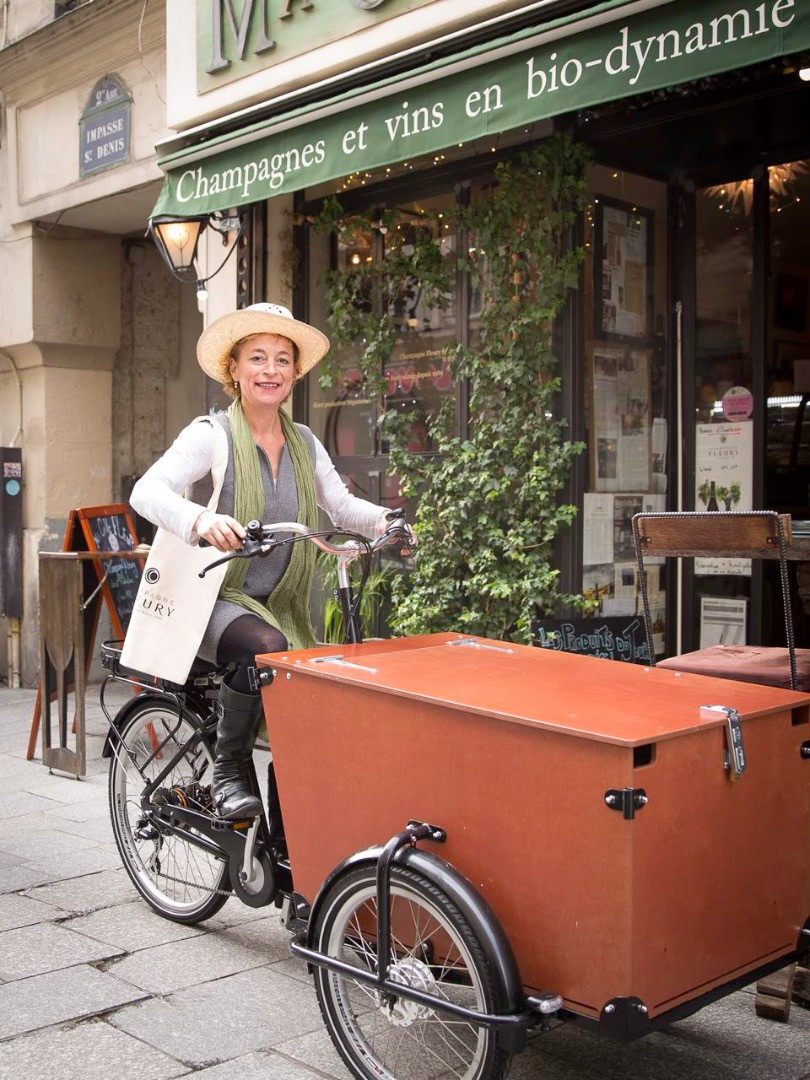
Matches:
[219,399,317,650]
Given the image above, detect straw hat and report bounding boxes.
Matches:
[196,303,330,382]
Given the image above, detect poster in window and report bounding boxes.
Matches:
[594,198,653,343]
[589,344,652,492]
[694,421,754,576]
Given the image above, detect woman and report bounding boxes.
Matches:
[130,303,406,820]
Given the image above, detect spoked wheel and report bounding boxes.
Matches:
[108,698,229,923]
[312,864,513,1080]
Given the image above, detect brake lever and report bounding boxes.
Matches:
[198,538,270,578]
[199,549,247,578]
[381,523,417,552]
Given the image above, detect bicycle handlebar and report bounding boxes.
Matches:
[198,511,413,579]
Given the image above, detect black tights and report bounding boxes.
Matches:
[216,614,288,694]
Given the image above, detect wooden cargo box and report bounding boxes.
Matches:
[258,633,810,1024]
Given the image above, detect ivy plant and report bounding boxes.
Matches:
[313,134,590,643]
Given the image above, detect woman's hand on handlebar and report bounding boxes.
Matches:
[376,509,416,557]
[195,510,246,552]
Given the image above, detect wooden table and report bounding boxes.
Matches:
[33,550,144,776]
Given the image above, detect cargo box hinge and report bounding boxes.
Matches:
[604,787,648,820]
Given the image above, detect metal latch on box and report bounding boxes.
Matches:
[447,637,515,654]
[307,654,378,674]
[701,705,747,781]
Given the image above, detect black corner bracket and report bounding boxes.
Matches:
[600,996,651,1040]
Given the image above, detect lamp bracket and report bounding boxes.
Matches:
[209,210,242,235]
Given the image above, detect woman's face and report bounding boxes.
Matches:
[229,333,296,410]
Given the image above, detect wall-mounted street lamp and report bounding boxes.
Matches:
[148,209,244,310]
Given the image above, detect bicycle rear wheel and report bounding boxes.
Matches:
[108,697,229,923]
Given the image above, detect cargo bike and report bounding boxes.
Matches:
[101,519,810,1080]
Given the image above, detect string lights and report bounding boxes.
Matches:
[705,162,807,215]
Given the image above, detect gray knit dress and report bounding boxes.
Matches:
[191,412,317,663]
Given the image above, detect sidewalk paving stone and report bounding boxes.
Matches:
[0,826,103,860]
[109,964,325,1068]
[0,922,123,981]
[42,798,113,823]
[266,954,313,986]
[214,912,291,957]
[191,1049,339,1079]
[0,963,147,1039]
[42,813,116,844]
[25,867,136,913]
[1,847,123,895]
[26,778,108,805]
[0,893,59,931]
[0,791,66,820]
[204,898,278,930]
[509,1049,606,1079]
[64,899,205,952]
[275,1027,353,1079]
[0,1018,188,1080]
[0,754,44,780]
[23,844,122,879]
[107,917,286,994]
[0,863,58,894]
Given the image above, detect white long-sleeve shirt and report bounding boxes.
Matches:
[130,418,385,544]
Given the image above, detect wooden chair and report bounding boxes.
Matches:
[632,510,810,692]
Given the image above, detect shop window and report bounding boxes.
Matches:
[306,190,459,474]
[580,165,669,658]
[382,205,457,453]
[308,221,378,458]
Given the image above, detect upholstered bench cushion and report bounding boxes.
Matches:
[657,645,810,692]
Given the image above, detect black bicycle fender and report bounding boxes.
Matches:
[100,691,182,758]
[306,844,524,1012]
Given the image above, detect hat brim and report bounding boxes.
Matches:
[196,309,330,383]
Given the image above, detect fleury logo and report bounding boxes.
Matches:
[137,589,175,620]
[145,568,161,584]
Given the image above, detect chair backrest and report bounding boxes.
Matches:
[632,510,797,686]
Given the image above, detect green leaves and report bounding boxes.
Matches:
[315,135,590,643]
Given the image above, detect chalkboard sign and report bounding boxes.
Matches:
[28,504,145,765]
[532,616,651,665]
[75,504,142,634]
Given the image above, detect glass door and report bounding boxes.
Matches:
[579,164,669,658]
[685,178,755,653]
[765,159,810,647]
[765,159,810,518]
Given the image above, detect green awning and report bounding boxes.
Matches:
[153,0,810,217]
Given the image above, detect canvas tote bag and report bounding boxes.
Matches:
[121,419,229,684]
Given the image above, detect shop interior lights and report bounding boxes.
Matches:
[149,209,244,309]
[705,162,806,215]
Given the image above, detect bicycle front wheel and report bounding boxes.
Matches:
[108,698,229,923]
[312,864,513,1080]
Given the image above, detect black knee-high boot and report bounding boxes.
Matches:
[211,682,263,819]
